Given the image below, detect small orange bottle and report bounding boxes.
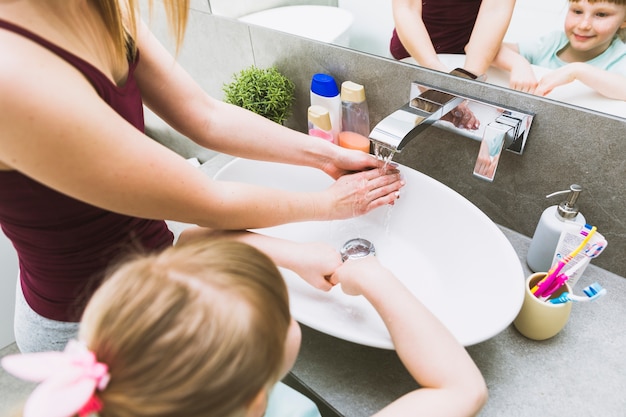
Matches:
[338,131,371,153]
[339,81,371,153]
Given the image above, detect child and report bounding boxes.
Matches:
[2,238,488,417]
[494,0,626,99]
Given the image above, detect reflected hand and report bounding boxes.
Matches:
[535,64,579,97]
[508,62,538,94]
[441,101,480,130]
[474,140,500,178]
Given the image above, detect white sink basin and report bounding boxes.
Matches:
[214,158,525,348]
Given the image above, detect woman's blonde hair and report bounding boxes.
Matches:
[96,0,190,62]
[80,239,291,417]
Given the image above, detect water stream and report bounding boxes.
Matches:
[373,142,396,173]
[373,142,398,236]
[331,143,399,251]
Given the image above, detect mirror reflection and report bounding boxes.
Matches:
[208,0,626,119]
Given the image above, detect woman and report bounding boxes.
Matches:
[0,0,404,353]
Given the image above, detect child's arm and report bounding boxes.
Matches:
[177,227,342,291]
[331,257,488,417]
[492,43,539,93]
[536,62,626,100]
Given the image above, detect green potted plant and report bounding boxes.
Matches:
[222,65,295,125]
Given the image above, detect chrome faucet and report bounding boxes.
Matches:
[369,82,534,182]
[369,86,465,151]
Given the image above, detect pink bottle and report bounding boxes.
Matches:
[308,105,333,142]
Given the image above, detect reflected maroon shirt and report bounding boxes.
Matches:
[390,0,482,60]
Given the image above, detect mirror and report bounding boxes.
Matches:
[207,0,626,119]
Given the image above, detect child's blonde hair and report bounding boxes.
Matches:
[80,239,291,417]
[569,0,626,41]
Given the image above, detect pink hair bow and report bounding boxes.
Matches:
[1,340,110,417]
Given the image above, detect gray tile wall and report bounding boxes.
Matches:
[146,4,626,277]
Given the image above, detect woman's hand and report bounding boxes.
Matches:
[322,167,404,219]
[319,147,389,179]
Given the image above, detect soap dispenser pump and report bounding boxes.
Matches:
[526,184,586,272]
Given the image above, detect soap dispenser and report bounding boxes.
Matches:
[526,184,586,272]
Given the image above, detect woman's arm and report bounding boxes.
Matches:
[0,27,403,230]
[391,0,448,72]
[134,21,382,179]
[463,0,516,76]
[331,257,488,417]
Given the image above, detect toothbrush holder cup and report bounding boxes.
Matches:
[513,272,572,340]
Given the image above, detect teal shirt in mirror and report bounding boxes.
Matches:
[517,31,626,75]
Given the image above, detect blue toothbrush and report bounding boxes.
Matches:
[549,282,607,304]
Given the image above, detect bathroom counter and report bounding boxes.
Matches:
[198,157,626,417]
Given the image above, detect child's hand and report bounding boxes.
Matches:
[289,242,343,291]
[535,64,579,97]
[509,62,539,94]
[330,255,393,296]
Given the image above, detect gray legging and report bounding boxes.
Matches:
[14,278,78,353]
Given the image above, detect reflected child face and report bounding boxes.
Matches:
[565,0,626,59]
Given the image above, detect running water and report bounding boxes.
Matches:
[373,142,398,235]
[373,142,396,173]
[330,143,400,250]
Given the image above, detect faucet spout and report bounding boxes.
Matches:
[369,86,464,152]
[369,81,534,182]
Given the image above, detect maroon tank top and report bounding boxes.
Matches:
[390,0,482,60]
[0,19,173,321]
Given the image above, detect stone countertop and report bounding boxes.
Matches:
[200,156,626,417]
[291,227,626,417]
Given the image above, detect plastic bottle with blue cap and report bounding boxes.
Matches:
[310,73,342,144]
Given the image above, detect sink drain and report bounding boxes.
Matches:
[340,238,376,262]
